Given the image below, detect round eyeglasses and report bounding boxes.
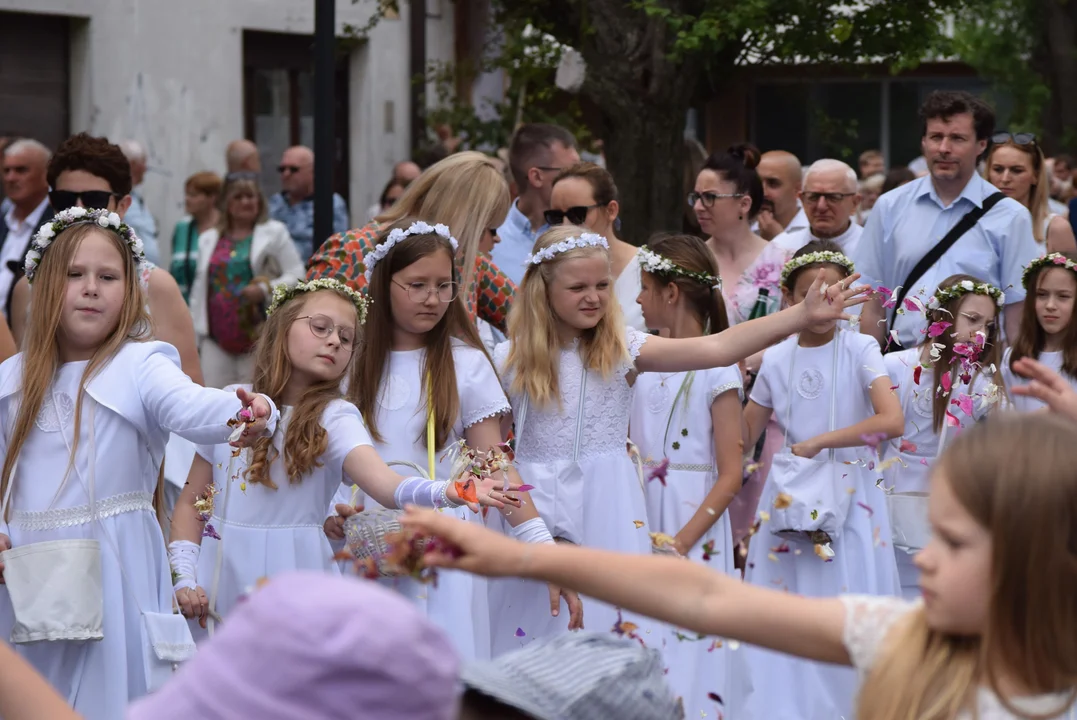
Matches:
[297,315,356,348]
[393,280,459,303]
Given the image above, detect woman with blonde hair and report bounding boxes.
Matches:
[307,151,516,333]
[189,173,305,388]
[985,132,1077,254]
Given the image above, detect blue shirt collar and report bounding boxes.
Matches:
[916,172,991,210]
[506,199,545,239]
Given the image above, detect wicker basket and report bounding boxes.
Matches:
[343,460,428,577]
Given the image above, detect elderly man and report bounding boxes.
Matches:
[226,139,261,174]
[120,140,161,265]
[0,138,52,319]
[268,145,349,260]
[755,150,808,240]
[772,159,863,257]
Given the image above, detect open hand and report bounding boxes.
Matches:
[1013,357,1077,422]
[448,473,524,513]
[231,388,273,447]
[800,270,870,327]
[324,503,365,541]
[0,533,9,583]
[548,583,584,630]
[401,506,528,577]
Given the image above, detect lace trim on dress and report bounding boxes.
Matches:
[840,594,918,672]
[626,327,649,361]
[11,491,154,531]
[152,641,198,662]
[709,381,744,404]
[463,400,511,429]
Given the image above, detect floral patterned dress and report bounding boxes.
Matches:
[206,234,260,355]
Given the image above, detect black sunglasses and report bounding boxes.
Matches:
[277,164,302,174]
[992,131,1037,146]
[544,204,604,226]
[49,189,121,212]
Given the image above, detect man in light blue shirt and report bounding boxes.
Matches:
[493,123,580,285]
[855,91,1038,349]
[269,145,349,261]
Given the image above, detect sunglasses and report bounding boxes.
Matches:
[277,165,302,174]
[49,190,121,212]
[544,204,603,225]
[991,132,1036,146]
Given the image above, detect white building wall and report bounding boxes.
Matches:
[0,0,455,254]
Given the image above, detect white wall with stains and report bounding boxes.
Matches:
[0,0,456,255]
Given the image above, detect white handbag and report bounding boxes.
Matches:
[768,330,851,543]
[19,394,195,691]
[886,411,947,554]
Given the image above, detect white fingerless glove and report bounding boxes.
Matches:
[393,476,463,509]
[168,540,200,591]
[509,517,554,545]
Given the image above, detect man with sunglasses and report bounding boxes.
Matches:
[493,123,579,285]
[0,138,52,321]
[268,145,349,261]
[772,159,863,258]
[854,90,1038,352]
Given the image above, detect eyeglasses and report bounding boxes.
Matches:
[393,280,458,303]
[687,191,744,208]
[544,204,603,225]
[297,314,356,349]
[49,190,121,212]
[277,165,302,174]
[535,166,563,174]
[959,312,997,335]
[802,191,857,205]
[991,132,1037,146]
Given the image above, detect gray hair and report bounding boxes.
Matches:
[3,138,51,162]
[803,159,858,192]
[120,140,146,163]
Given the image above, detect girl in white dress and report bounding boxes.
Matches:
[884,274,1005,599]
[345,219,568,661]
[408,411,1077,720]
[629,234,747,719]
[167,278,511,631]
[1003,252,1077,411]
[0,209,276,720]
[489,225,869,655]
[741,240,904,720]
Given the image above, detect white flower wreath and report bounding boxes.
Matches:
[779,250,855,287]
[26,207,145,283]
[637,245,721,289]
[1022,252,1077,290]
[267,278,369,323]
[363,221,459,283]
[526,232,609,265]
[925,280,1005,313]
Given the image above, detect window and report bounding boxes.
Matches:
[0,11,69,150]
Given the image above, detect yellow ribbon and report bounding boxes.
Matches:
[426,373,436,480]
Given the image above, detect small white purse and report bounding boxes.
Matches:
[767,330,852,543]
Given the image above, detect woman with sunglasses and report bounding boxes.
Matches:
[984,131,1077,255]
[547,162,646,330]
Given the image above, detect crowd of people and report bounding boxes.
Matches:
[0,87,1075,720]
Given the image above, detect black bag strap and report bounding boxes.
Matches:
[889,191,1006,334]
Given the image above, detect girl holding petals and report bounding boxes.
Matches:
[629,233,748,719]
[1003,252,1077,411]
[168,278,511,634]
[884,274,1004,599]
[740,239,904,720]
[0,209,276,719]
[344,219,567,662]
[488,226,868,656]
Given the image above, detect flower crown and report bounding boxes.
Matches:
[267,278,369,323]
[779,250,854,287]
[925,279,1005,313]
[363,221,459,283]
[1021,253,1077,290]
[27,207,145,283]
[637,245,721,289]
[526,232,609,265]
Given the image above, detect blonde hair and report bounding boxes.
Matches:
[857,414,1077,720]
[374,151,510,288]
[217,176,269,236]
[503,225,626,409]
[243,289,357,489]
[1,224,150,518]
[984,141,1050,243]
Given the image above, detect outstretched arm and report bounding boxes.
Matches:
[0,641,79,720]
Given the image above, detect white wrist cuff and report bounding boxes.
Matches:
[168,540,200,591]
[509,517,554,545]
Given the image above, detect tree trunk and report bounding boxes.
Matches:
[577,0,703,245]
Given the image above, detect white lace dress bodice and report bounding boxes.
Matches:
[841,595,1076,719]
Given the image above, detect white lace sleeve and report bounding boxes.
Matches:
[840,594,919,672]
[708,365,745,404]
[457,346,512,429]
[625,327,651,372]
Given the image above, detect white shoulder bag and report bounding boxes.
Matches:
[767,330,852,543]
